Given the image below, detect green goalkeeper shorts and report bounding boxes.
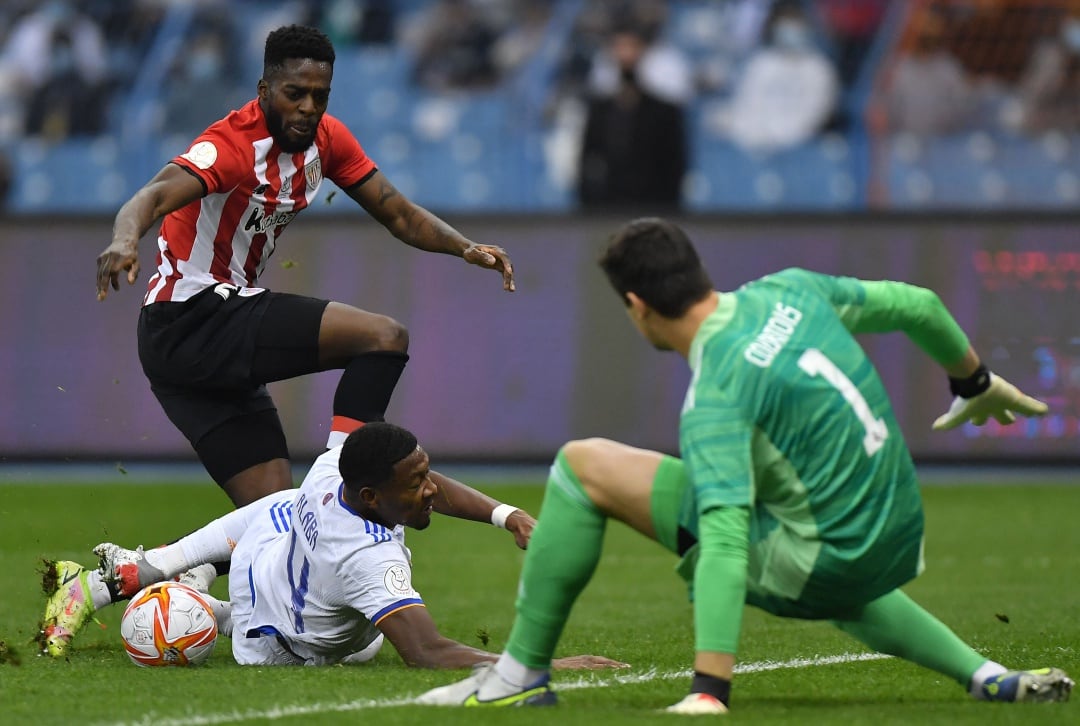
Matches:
[649,455,925,619]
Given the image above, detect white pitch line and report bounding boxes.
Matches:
[107,651,892,726]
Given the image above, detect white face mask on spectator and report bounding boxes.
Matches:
[773,20,812,51]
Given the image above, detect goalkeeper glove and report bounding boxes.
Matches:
[932,365,1048,431]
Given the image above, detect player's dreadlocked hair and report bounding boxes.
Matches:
[339,422,419,492]
[263,24,335,78]
[598,217,714,319]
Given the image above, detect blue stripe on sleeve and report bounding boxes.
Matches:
[370,598,424,625]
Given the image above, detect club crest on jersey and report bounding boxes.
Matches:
[304,158,322,189]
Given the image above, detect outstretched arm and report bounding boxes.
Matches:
[430,470,535,549]
[377,605,624,670]
[97,164,205,300]
[344,170,515,291]
[810,274,1048,429]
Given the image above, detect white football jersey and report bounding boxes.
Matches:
[230,446,422,665]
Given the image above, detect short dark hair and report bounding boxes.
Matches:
[263,25,335,78]
[339,422,418,492]
[598,217,714,318]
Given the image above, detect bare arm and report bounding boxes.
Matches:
[377,605,627,670]
[378,605,496,669]
[345,170,515,291]
[430,470,536,549]
[97,164,206,300]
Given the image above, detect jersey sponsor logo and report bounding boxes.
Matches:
[304,158,322,188]
[244,206,298,233]
[744,303,803,368]
[383,564,412,597]
[181,140,218,169]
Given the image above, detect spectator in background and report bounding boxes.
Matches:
[709,1,839,153]
[162,29,245,137]
[586,0,694,107]
[1,0,110,139]
[409,0,500,91]
[1006,6,1080,134]
[816,0,890,88]
[23,25,109,139]
[318,0,397,47]
[883,8,975,137]
[491,1,553,81]
[577,21,687,212]
[690,0,774,96]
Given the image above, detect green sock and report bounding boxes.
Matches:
[833,589,987,685]
[505,450,607,669]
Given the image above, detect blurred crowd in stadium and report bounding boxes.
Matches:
[0,0,1077,213]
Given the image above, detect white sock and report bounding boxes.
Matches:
[86,569,113,610]
[969,660,1008,699]
[149,499,264,576]
[493,651,550,688]
[326,430,349,449]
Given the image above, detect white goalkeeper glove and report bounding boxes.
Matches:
[933,370,1048,431]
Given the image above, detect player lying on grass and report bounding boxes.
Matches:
[419,217,1073,711]
[40,422,624,670]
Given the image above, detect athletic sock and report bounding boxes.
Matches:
[968,660,1007,699]
[833,589,989,686]
[503,449,607,670]
[147,499,264,577]
[327,352,409,448]
[494,651,550,689]
[86,569,113,610]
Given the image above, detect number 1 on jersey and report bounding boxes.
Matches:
[798,348,888,456]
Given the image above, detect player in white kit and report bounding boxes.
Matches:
[92,423,622,670]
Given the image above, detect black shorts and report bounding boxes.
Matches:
[138,284,329,447]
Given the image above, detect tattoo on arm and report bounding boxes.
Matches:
[372,177,467,254]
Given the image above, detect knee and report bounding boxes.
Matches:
[369,315,409,354]
[560,438,618,488]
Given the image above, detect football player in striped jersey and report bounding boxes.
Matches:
[95,25,514,508]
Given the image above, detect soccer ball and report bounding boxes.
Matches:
[120,582,218,667]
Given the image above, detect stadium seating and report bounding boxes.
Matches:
[3,0,1077,214]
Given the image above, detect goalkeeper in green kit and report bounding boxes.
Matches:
[420,217,1073,713]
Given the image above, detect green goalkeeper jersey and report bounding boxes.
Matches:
[678,268,971,653]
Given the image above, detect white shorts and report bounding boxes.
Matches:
[228,490,302,666]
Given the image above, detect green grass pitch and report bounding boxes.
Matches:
[0,476,1077,725]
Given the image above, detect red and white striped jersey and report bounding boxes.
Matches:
[143,99,376,305]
